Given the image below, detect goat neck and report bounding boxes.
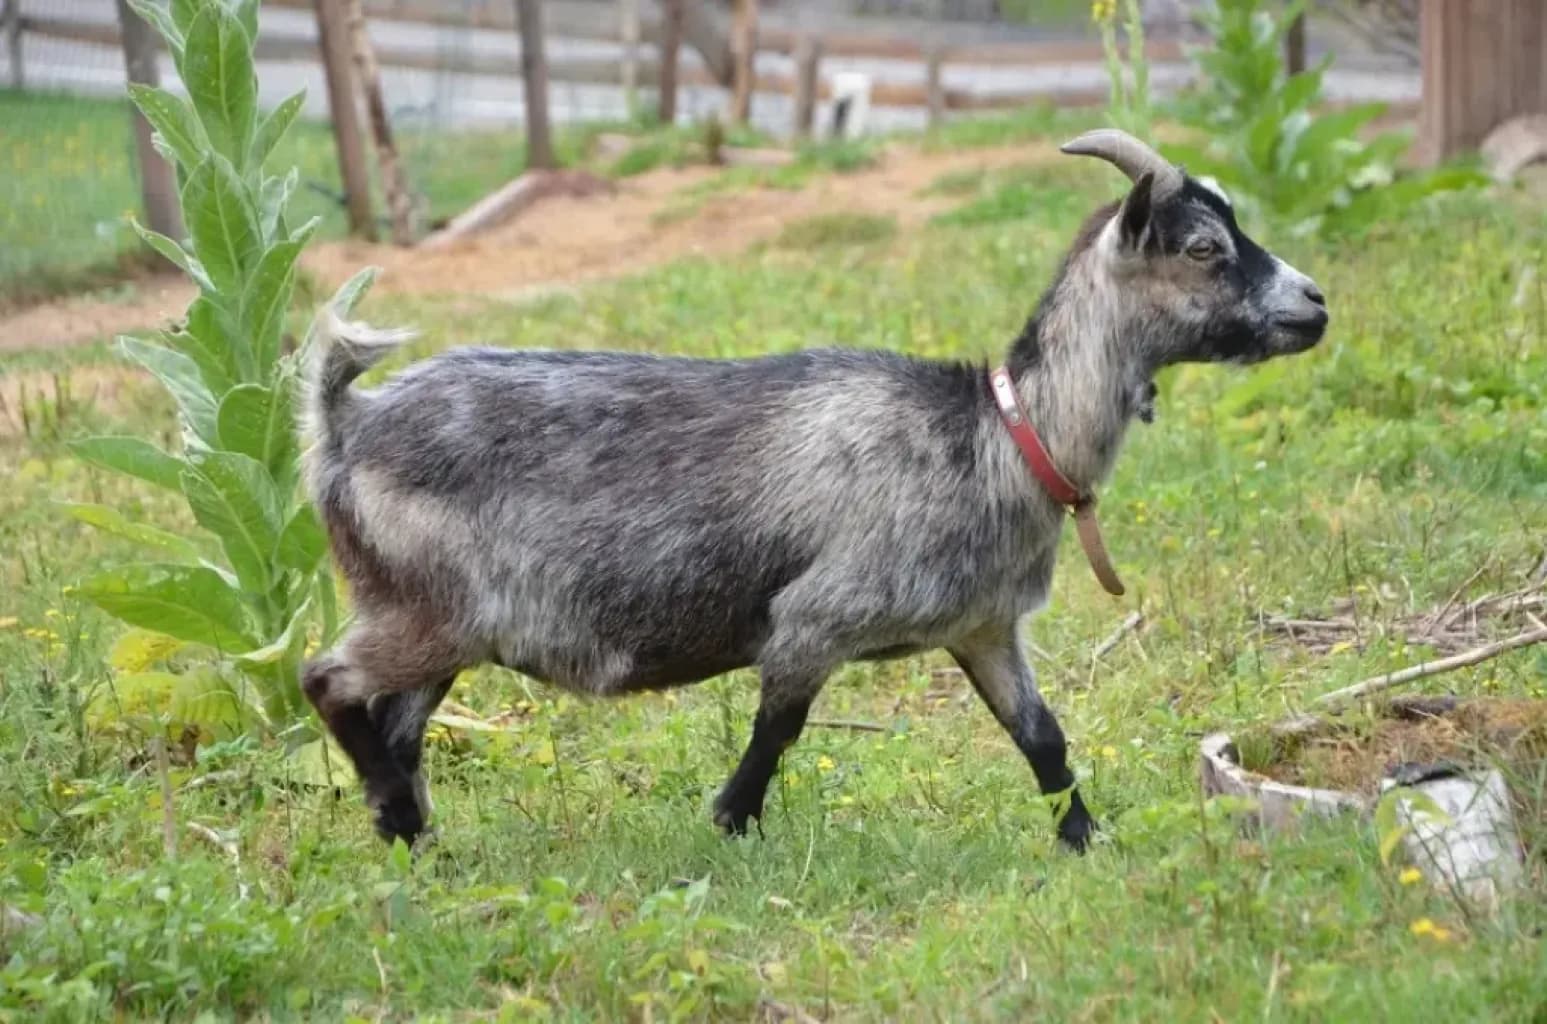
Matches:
[1006,221,1153,494]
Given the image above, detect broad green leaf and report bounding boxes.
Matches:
[186,294,253,383]
[128,0,185,53]
[252,90,305,168]
[181,155,260,293]
[119,335,220,445]
[183,4,256,166]
[291,735,348,789]
[170,0,199,40]
[217,382,297,482]
[88,668,249,741]
[235,594,312,666]
[129,220,205,286]
[127,84,207,173]
[182,451,283,594]
[230,0,259,47]
[81,562,258,651]
[258,168,298,243]
[70,436,185,491]
[276,503,327,575]
[109,629,188,673]
[170,298,239,395]
[60,501,205,561]
[242,239,306,370]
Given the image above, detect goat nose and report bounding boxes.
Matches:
[1303,283,1326,306]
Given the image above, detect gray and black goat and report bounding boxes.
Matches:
[298,130,1328,851]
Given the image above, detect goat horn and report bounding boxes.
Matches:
[1059,129,1183,199]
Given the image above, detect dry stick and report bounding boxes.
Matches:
[342,0,419,244]
[1092,611,1144,661]
[153,736,177,860]
[1425,564,1490,632]
[1312,627,1547,708]
[806,718,887,734]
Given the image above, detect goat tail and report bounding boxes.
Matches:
[300,307,416,447]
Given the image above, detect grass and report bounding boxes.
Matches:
[3,131,1547,1020]
[773,212,898,250]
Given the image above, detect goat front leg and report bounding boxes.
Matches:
[367,676,455,823]
[713,647,831,836]
[951,630,1096,852]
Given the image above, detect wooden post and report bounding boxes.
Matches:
[1284,11,1306,75]
[728,0,757,124]
[659,0,683,125]
[792,35,821,141]
[681,0,733,88]
[516,0,556,170]
[1419,0,1547,164]
[619,0,639,110]
[3,0,22,89]
[343,0,418,243]
[314,0,375,240]
[925,44,945,131]
[115,0,183,239]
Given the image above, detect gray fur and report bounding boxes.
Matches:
[298,139,1327,850]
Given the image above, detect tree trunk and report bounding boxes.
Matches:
[341,0,419,244]
[658,0,683,124]
[314,0,375,239]
[517,0,556,170]
[1419,0,1547,164]
[115,0,183,240]
[728,0,757,124]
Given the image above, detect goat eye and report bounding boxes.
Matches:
[1186,239,1219,261]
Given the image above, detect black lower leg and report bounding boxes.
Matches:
[303,662,423,845]
[713,700,811,835]
[368,676,455,777]
[1013,703,1096,852]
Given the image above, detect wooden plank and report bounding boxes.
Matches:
[619,0,639,104]
[115,0,182,240]
[791,35,820,140]
[658,0,682,123]
[1420,0,1547,164]
[729,0,757,124]
[517,0,556,170]
[925,43,944,129]
[314,0,375,239]
[3,0,22,89]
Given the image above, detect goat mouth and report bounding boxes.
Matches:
[1271,317,1328,352]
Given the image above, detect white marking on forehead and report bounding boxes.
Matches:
[1197,176,1232,208]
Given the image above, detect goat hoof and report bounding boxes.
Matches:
[712,801,761,838]
[372,791,425,847]
[1057,812,1098,855]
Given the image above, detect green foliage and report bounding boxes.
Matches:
[67,0,336,739]
[1164,0,1484,236]
[773,212,897,250]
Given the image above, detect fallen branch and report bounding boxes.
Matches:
[153,736,176,861]
[1092,611,1144,661]
[806,718,888,734]
[419,170,612,249]
[1313,627,1547,708]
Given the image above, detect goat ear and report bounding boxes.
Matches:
[1117,172,1155,251]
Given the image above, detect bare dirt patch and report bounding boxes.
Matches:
[1242,698,1547,796]
[0,143,1052,353]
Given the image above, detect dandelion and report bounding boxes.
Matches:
[1100,745,1118,760]
[1409,917,1453,942]
[1399,867,1423,886]
[1090,0,1116,25]
[816,755,836,773]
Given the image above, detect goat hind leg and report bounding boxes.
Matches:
[303,621,461,845]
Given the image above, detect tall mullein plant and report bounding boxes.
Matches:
[69,0,366,735]
[1093,0,1153,142]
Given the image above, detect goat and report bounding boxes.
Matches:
[298,130,1328,852]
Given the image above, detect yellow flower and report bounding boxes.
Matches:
[1409,918,1453,941]
[816,755,836,773]
[0,617,17,630]
[1399,867,1423,886]
[1090,0,1116,25]
[1100,745,1119,760]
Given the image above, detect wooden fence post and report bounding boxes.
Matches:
[516,0,556,170]
[619,0,639,110]
[115,0,183,239]
[342,0,417,243]
[1419,0,1547,164]
[659,0,683,124]
[314,0,376,240]
[729,0,757,124]
[3,0,22,89]
[792,35,821,141]
[925,44,945,130]
[1285,11,1306,74]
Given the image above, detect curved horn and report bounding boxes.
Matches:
[1060,129,1183,198]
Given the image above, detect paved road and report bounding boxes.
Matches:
[5,0,1419,139]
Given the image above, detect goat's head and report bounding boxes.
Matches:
[1060,130,1328,368]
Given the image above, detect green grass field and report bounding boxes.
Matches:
[2,116,1546,1020]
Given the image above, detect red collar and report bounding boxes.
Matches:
[989,366,1126,597]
